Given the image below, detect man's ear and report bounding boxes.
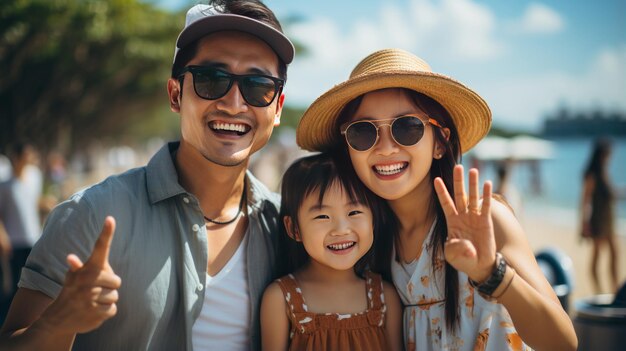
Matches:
[273,93,285,126]
[283,216,300,241]
[167,78,181,113]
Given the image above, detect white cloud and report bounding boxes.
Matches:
[283,0,504,106]
[436,0,501,59]
[404,0,502,60]
[515,3,565,34]
[483,45,626,131]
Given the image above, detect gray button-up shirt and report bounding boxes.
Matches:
[20,142,282,350]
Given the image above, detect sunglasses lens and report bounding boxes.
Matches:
[346,122,378,151]
[189,67,279,107]
[240,76,278,107]
[392,116,425,146]
[193,69,231,99]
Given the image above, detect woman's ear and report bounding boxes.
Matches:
[433,127,451,159]
[283,216,301,241]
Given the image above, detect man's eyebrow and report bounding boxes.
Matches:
[247,67,273,76]
[195,61,273,76]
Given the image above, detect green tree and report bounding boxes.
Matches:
[0,0,182,153]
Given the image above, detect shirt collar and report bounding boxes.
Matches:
[245,170,279,212]
[146,141,187,204]
[146,141,280,209]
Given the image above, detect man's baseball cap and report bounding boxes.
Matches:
[173,4,295,65]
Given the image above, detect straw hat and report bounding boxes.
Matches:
[296,49,491,153]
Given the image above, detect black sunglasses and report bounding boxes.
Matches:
[340,115,442,152]
[178,66,284,107]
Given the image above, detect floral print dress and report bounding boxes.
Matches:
[391,220,530,351]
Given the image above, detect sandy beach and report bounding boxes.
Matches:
[520,202,626,311]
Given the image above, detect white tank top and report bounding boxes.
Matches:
[192,235,250,350]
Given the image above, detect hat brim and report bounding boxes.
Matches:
[176,14,294,64]
[296,71,491,153]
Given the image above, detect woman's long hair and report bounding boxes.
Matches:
[334,88,463,331]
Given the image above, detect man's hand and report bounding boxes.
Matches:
[39,216,122,335]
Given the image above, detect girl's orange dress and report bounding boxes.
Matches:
[276,271,389,351]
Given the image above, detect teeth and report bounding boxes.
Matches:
[375,163,406,175]
[211,122,247,133]
[327,242,355,250]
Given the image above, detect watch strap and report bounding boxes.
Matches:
[470,252,507,297]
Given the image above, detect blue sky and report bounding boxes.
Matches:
[152,0,625,132]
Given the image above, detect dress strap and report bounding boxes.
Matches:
[275,274,317,335]
[276,274,309,313]
[365,271,386,327]
[366,271,385,310]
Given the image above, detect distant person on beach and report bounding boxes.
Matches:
[0,142,42,324]
[0,155,10,182]
[580,138,620,293]
[495,162,523,216]
[297,48,577,350]
[0,1,294,350]
[260,153,403,351]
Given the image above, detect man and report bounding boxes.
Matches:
[0,143,42,323]
[0,1,294,350]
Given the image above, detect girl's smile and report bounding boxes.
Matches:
[326,240,357,254]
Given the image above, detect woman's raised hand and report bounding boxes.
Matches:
[434,165,496,283]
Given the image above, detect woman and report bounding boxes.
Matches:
[295,49,577,350]
[581,138,620,293]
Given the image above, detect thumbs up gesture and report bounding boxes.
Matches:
[40,216,122,335]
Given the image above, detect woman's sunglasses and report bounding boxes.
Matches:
[340,115,442,152]
[178,66,284,107]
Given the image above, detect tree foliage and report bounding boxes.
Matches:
[0,0,182,153]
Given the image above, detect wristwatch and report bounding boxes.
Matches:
[470,252,507,297]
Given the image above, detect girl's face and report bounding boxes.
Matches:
[347,89,441,201]
[289,182,374,272]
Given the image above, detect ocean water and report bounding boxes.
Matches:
[466,137,626,236]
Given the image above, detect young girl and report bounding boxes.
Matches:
[296,49,578,350]
[260,153,403,351]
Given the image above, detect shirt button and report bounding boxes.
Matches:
[183,197,190,204]
[198,284,204,291]
[192,224,200,232]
